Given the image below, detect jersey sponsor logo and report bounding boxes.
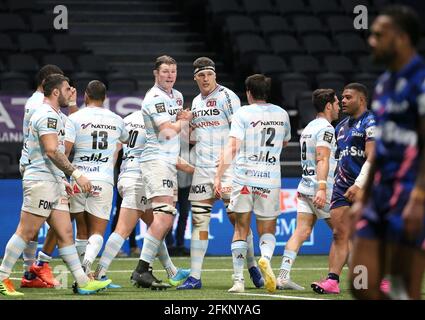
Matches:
[302,164,315,176]
[323,131,333,143]
[190,184,207,194]
[80,153,109,163]
[162,179,174,188]
[250,120,285,127]
[339,146,366,159]
[168,108,181,116]
[140,196,148,205]
[155,103,166,113]
[192,120,220,128]
[240,185,250,194]
[245,169,271,178]
[252,186,271,198]
[81,123,117,130]
[126,122,145,129]
[38,199,52,210]
[222,89,233,115]
[192,109,220,118]
[248,151,277,164]
[58,129,65,136]
[351,131,364,138]
[77,165,100,172]
[206,99,217,108]
[376,121,417,146]
[47,117,57,129]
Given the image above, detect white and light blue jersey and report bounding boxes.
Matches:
[191,84,240,168]
[118,110,146,180]
[65,106,129,185]
[23,103,67,182]
[297,117,337,200]
[230,103,291,189]
[141,85,183,165]
[20,91,45,167]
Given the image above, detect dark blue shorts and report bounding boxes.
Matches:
[330,184,352,210]
[356,201,425,251]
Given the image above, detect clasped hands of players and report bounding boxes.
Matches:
[176,109,193,122]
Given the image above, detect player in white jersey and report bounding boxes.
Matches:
[130,55,194,289]
[64,81,129,279]
[92,110,190,287]
[0,74,111,297]
[178,57,264,290]
[18,65,68,289]
[276,89,339,291]
[214,74,291,293]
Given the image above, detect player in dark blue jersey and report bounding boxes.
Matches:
[349,5,425,300]
[311,83,376,294]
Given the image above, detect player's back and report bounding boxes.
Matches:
[232,103,291,189]
[66,107,128,185]
[191,85,240,168]
[24,103,67,182]
[119,110,146,180]
[298,117,337,198]
[20,91,45,166]
[141,85,183,164]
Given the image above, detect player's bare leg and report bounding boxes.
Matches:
[349,237,386,299]
[329,206,351,276]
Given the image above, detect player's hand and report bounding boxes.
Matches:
[63,179,74,196]
[177,109,193,121]
[402,197,425,240]
[76,175,92,193]
[344,185,360,203]
[313,189,326,209]
[69,87,77,105]
[214,176,222,199]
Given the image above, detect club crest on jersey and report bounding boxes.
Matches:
[155,103,166,113]
[206,99,217,108]
[47,117,57,129]
[176,98,183,106]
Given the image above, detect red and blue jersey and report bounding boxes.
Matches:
[333,111,376,190]
[369,54,425,214]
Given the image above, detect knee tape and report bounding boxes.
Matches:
[152,202,177,216]
[191,202,212,239]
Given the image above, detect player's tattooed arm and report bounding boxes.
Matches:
[41,133,76,176]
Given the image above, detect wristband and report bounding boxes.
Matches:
[318,180,327,190]
[71,169,82,180]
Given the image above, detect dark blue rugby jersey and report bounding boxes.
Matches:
[371,54,425,206]
[334,111,376,187]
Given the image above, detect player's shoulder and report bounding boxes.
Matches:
[363,110,376,125]
[335,116,349,130]
[217,85,239,100]
[143,86,163,105]
[172,88,183,99]
[124,110,141,121]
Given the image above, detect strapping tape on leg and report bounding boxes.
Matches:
[152,202,177,215]
[191,202,213,214]
[191,202,212,240]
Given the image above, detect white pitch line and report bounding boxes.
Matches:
[234,292,326,301]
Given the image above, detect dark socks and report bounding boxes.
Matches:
[327,273,340,282]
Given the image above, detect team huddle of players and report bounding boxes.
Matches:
[0,5,424,300]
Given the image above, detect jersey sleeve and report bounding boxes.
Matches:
[222,90,241,123]
[316,126,334,149]
[229,109,245,141]
[282,111,291,142]
[35,112,61,137]
[364,114,376,142]
[64,116,77,143]
[144,97,171,128]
